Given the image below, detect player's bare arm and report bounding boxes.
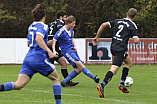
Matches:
[52,39,59,55]
[72,31,77,52]
[36,34,58,59]
[93,22,109,46]
[47,40,53,46]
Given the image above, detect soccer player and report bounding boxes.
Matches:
[47,10,79,86]
[52,15,100,87]
[92,8,140,98]
[0,4,62,104]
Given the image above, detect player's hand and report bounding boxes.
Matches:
[92,38,99,46]
[53,51,59,56]
[47,40,53,46]
[48,51,58,59]
[72,47,77,53]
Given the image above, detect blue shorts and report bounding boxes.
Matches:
[63,51,84,68]
[19,58,56,78]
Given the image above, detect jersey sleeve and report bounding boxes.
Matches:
[108,19,117,28]
[36,24,48,38]
[53,29,63,41]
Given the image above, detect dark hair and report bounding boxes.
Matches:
[64,15,76,25]
[32,4,46,21]
[127,8,137,18]
[56,10,66,19]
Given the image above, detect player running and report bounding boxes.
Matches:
[93,8,140,98]
[0,4,62,104]
[47,10,79,86]
[52,15,100,87]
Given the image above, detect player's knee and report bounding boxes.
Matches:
[52,74,61,82]
[14,84,25,90]
[126,62,132,68]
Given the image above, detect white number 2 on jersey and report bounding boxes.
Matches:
[115,25,124,37]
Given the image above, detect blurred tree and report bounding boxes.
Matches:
[0,0,157,38]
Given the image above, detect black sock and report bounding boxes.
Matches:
[121,67,129,82]
[103,71,113,85]
[0,85,4,91]
[61,69,69,79]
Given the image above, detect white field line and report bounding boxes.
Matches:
[22,88,145,104]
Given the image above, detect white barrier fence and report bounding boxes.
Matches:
[0,38,85,64]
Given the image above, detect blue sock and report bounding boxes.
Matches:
[82,67,95,80]
[0,82,15,91]
[101,81,106,88]
[120,79,125,85]
[53,83,62,104]
[63,70,78,82]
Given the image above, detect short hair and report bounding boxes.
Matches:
[56,10,66,19]
[64,15,76,25]
[32,4,46,21]
[127,8,137,18]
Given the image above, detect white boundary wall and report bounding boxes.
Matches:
[0,38,85,64]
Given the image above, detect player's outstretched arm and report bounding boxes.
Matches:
[92,22,109,46]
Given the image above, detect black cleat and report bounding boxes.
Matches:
[60,81,70,87]
[119,84,130,93]
[94,75,100,83]
[61,81,79,87]
[96,84,104,98]
[68,81,79,86]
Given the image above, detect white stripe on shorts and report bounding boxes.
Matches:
[44,59,56,69]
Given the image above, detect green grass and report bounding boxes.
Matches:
[0,64,157,104]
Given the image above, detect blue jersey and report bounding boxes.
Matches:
[25,22,49,61]
[53,26,83,68]
[20,22,55,78]
[53,26,74,54]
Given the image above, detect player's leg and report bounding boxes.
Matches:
[38,59,62,104]
[120,55,132,85]
[57,56,68,78]
[119,55,132,93]
[47,69,62,104]
[0,74,30,91]
[76,61,99,83]
[57,56,79,86]
[97,55,123,98]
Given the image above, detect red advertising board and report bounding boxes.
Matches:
[128,38,157,63]
[86,38,157,64]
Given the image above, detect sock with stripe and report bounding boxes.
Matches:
[0,82,15,91]
[82,67,95,80]
[53,83,62,104]
[120,67,129,85]
[63,70,78,82]
[101,71,113,88]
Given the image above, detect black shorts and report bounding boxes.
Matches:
[111,49,128,67]
[46,46,63,64]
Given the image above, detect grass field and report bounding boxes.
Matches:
[0,64,156,104]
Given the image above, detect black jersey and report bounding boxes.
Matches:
[48,19,64,50]
[108,18,138,52]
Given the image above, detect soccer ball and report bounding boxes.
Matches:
[124,77,133,87]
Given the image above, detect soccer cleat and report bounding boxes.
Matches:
[96,84,104,98]
[68,81,79,86]
[60,81,70,87]
[94,75,100,83]
[119,84,130,93]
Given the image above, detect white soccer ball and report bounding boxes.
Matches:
[124,77,133,87]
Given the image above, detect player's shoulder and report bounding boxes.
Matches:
[123,18,137,29]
